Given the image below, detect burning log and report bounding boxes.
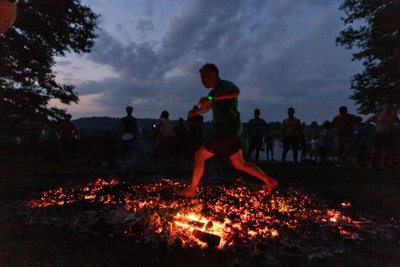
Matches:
[192,229,221,247]
[173,217,205,228]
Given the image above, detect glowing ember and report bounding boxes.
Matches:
[25,178,398,252]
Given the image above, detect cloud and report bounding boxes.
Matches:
[58,0,362,123]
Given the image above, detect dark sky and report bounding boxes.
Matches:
[54,0,363,123]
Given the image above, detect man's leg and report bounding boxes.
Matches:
[229,150,278,194]
[175,146,214,198]
[293,148,298,163]
[255,148,260,162]
[246,141,254,161]
[281,138,289,162]
[281,149,287,162]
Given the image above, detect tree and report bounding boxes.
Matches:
[0,0,99,125]
[336,0,400,114]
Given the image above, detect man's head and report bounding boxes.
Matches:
[65,114,72,121]
[339,106,348,115]
[126,106,133,115]
[383,102,393,113]
[254,108,260,118]
[161,110,169,119]
[287,107,295,117]
[199,63,219,89]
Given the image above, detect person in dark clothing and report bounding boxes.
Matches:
[59,114,79,161]
[154,110,176,165]
[175,117,187,162]
[20,113,42,161]
[264,135,275,161]
[175,63,277,198]
[119,106,139,165]
[186,105,204,159]
[246,108,268,162]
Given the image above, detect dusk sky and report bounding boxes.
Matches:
[53,0,364,123]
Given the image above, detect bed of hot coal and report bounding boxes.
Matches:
[14,178,400,261]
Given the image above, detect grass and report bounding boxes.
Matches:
[1,158,400,266]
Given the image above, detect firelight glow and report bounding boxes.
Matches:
[27,178,367,249]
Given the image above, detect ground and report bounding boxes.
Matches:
[0,158,399,266]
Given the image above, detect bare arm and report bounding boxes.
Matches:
[393,112,400,124]
[214,86,240,100]
[365,114,378,124]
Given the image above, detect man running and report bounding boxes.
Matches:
[175,63,277,198]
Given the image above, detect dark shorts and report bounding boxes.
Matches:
[204,135,241,157]
[283,136,299,151]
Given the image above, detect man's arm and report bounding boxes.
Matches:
[365,114,377,124]
[281,119,286,136]
[214,86,240,100]
[297,119,302,133]
[188,98,212,117]
[73,123,79,136]
[392,112,400,124]
[119,118,124,130]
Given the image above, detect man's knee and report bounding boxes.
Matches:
[194,147,212,161]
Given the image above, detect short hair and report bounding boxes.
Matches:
[199,63,219,75]
[126,106,133,113]
[288,107,295,113]
[65,114,72,120]
[339,106,348,113]
[160,110,169,119]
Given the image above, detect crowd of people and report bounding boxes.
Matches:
[6,92,400,172]
[7,96,400,172]
[245,104,400,168]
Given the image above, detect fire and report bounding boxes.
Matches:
[26,178,374,249]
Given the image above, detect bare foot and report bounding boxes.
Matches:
[174,187,197,198]
[261,179,278,196]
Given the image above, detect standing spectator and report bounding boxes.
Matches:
[59,114,79,162]
[332,106,358,164]
[365,102,400,167]
[119,106,139,166]
[264,134,275,161]
[186,105,203,159]
[309,137,318,161]
[281,107,302,162]
[317,120,332,163]
[20,113,42,161]
[154,110,176,165]
[174,117,187,162]
[353,117,371,166]
[246,108,268,162]
[299,133,308,162]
